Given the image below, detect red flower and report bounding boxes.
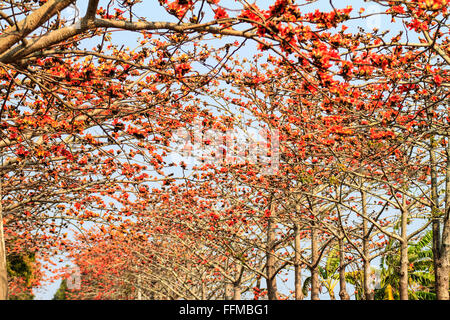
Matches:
[214,7,228,19]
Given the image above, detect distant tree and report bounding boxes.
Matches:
[6,251,40,300]
[52,279,68,300]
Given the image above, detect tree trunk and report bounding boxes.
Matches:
[429,131,450,300]
[329,289,336,300]
[137,273,142,300]
[232,284,241,300]
[0,181,8,300]
[399,198,409,300]
[338,238,350,300]
[436,138,450,300]
[224,283,233,300]
[435,254,449,300]
[363,257,373,300]
[310,223,320,300]
[399,239,409,300]
[266,201,278,300]
[232,264,242,300]
[361,190,374,300]
[294,222,304,300]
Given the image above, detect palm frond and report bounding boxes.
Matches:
[302,276,312,297]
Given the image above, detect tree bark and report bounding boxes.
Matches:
[0,180,8,300]
[429,130,449,300]
[225,281,241,300]
[399,198,409,300]
[137,273,142,300]
[436,137,450,300]
[329,289,336,300]
[310,223,320,300]
[294,222,304,300]
[399,238,409,300]
[361,190,374,300]
[232,284,241,300]
[435,251,449,300]
[338,238,350,300]
[233,264,242,300]
[224,283,233,300]
[266,201,278,300]
[362,260,373,300]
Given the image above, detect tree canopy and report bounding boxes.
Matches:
[0,0,449,300]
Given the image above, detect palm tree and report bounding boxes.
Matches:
[344,267,382,300]
[302,246,340,300]
[377,230,436,299]
[406,230,435,299]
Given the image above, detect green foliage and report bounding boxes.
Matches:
[301,231,443,300]
[8,293,34,300]
[302,275,311,297]
[377,230,436,300]
[52,280,68,300]
[344,269,364,300]
[323,247,340,280]
[7,252,36,300]
[303,246,340,299]
[406,230,435,300]
[7,253,34,280]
